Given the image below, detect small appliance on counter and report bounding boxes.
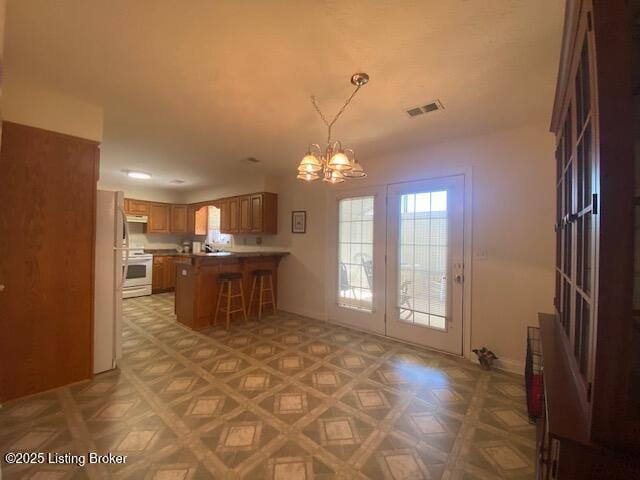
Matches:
[192,241,202,253]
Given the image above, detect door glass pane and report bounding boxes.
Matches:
[398,190,448,330]
[338,196,374,312]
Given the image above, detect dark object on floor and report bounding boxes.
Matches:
[472,347,498,369]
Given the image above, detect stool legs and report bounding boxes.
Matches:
[239,281,248,324]
[213,281,225,326]
[249,272,276,320]
[225,281,232,329]
[213,278,247,330]
[258,276,264,320]
[269,274,276,313]
[249,276,257,317]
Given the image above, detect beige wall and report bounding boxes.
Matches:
[272,122,555,371]
[2,75,103,141]
[183,176,268,204]
[97,183,184,204]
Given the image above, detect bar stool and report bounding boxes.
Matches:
[214,272,248,329]
[249,269,276,320]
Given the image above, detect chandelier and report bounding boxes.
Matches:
[297,72,369,183]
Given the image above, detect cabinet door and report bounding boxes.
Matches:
[195,206,208,235]
[125,198,150,216]
[220,200,231,233]
[240,196,251,232]
[148,204,170,233]
[229,198,239,233]
[171,205,188,233]
[250,194,263,232]
[152,257,166,292]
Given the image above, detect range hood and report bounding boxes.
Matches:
[126,214,148,224]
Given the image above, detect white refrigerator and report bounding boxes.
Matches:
[94,190,130,374]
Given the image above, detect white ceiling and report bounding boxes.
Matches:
[4,0,564,192]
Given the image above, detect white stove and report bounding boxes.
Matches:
[123,247,153,298]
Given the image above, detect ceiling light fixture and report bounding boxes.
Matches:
[297,73,369,183]
[127,170,151,180]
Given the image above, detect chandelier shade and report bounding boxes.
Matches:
[296,73,369,183]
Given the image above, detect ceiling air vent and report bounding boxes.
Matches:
[406,99,444,118]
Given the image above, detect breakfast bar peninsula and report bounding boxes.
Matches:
[174,251,288,330]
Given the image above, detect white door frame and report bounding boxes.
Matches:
[323,168,473,360]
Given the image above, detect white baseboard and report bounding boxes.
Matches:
[279,307,326,322]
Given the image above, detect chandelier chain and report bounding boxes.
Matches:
[310,84,362,143]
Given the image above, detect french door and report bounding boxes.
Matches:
[328,176,465,355]
[326,186,387,334]
[385,176,464,355]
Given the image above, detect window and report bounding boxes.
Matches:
[207,206,232,246]
[398,190,448,330]
[338,196,374,312]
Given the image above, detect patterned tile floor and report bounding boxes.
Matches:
[0,293,535,479]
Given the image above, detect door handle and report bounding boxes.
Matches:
[0,284,4,292]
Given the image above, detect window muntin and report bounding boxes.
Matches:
[338,196,374,312]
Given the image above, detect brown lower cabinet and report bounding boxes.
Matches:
[152,255,178,292]
[0,122,99,402]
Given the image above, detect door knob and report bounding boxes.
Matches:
[0,284,5,292]
[454,275,464,283]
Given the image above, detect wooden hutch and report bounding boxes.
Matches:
[539,0,640,478]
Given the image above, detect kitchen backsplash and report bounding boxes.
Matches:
[128,223,203,249]
[127,224,287,252]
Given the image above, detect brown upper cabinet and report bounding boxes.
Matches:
[148,203,171,233]
[228,197,240,233]
[194,206,208,235]
[219,199,231,233]
[239,195,251,231]
[188,205,208,235]
[170,205,188,233]
[124,198,150,216]
[220,192,277,235]
[124,192,277,236]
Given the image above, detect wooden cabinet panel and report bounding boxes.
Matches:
[239,195,251,232]
[152,255,177,292]
[125,198,150,216]
[220,200,230,233]
[152,256,166,292]
[218,193,277,235]
[171,205,188,233]
[228,198,239,233]
[250,194,263,232]
[0,122,99,402]
[195,206,208,235]
[148,204,170,233]
[539,1,640,477]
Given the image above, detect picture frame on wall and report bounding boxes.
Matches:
[291,210,306,234]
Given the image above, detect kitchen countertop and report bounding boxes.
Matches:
[144,249,289,258]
